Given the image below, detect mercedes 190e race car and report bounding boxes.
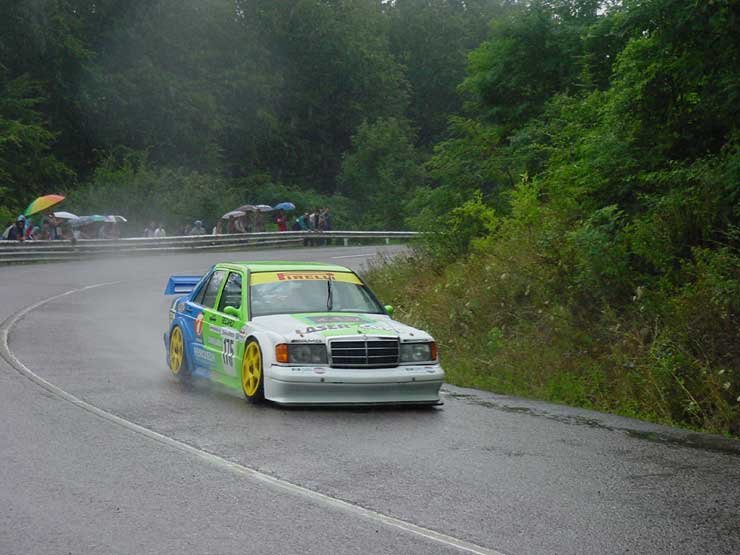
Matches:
[164,261,444,405]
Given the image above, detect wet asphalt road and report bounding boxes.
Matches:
[1,246,739,555]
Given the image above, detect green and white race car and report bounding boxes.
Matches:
[164,261,444,405]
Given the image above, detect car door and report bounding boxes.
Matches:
[213,271,245,378]
[197,269,228,375]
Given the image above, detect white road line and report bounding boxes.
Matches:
[0,283,506,555]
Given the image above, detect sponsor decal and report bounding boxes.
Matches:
[250,271,362,285]
[277,271,335,281]
[358,322,396,332]
[212,326,239,340]
[296,323,354,334]
[195,313,204,337]
[307,315,367,324]
[193,346,215,365]
[294,321,399,336]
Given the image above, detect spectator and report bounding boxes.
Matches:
[234,214,252,233]
[154,223,167,237]
[98,222,118,239]
[275,211,287,232]
[254,213,265,232]
[37,219,50,240]
[144,221,156,237]
[189,220,206,235]
[7,215,26,241]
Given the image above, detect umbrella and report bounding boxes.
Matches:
[71,214,107,227]
[105,215,128,223]
[25,194,65,216]
[236,204,257,212]
[273,202,295,211]
[2,224,12,240]
[52,211,79,220]
[221,210,246,219]
[255,204,273,212]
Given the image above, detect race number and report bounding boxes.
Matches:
[222,338,235,373]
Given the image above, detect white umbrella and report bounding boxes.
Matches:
[52,211,79,220]
[105,215,128,223]
[222,210,246,219]
[255,204,273,212]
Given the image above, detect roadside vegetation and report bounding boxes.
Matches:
[1,1,737,433]
[364,0,739,435]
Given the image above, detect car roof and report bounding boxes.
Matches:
[214,261,353,273]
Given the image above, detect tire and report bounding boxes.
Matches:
[241,339,265,403]
[168,325,190,380]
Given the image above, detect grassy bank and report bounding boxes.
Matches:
[365,241,739,437]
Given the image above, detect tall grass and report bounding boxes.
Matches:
[365,237,740,436]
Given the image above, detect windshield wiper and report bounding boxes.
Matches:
[326,279,333,311]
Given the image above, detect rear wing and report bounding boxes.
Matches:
[164,275,202,295]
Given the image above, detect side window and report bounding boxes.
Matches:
[191,274,210,305]
[200,270,227,308]
[218,272,242,313]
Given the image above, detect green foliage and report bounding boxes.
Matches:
[461,0,597,128]
[0,72,72,205]
[338,117,421,229]
[65,154,349,233]
[371,0,740,435]
[386,0,511,144]
[410,190,498,261]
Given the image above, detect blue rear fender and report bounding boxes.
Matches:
[165,297,199,373]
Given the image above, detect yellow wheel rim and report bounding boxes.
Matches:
[169,327,184,375]
[242,342,262,397]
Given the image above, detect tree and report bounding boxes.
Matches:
[338,117,421,229]
[255,0,408,192]
[386,0,512,144]
[0,71,71,209]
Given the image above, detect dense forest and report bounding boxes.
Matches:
[1,0,738,433]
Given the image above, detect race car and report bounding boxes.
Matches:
[164,261,444,405]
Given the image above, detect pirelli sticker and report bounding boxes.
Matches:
[250,271,362,285]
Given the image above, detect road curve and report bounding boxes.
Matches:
[1,246,738,555]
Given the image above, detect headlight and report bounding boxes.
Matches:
[400,342,436,363]
[276,343,328,364]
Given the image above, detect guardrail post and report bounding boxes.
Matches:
[385,237,390,245]
[343,238,348,247]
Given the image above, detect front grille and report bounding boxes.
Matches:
[329,338,400,368]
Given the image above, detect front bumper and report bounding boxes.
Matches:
[265,364,444,405]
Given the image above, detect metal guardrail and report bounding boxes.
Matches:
[0,230,419,265]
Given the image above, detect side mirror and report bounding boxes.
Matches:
[224,306,241,318]
[384,305,394,316]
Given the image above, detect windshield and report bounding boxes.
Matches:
[250,271,384,317]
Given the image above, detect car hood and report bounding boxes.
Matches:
[250,312,433,342]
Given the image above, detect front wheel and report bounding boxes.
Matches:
[241,339,265,403]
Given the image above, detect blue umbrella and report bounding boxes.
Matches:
[273,202,295,211]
